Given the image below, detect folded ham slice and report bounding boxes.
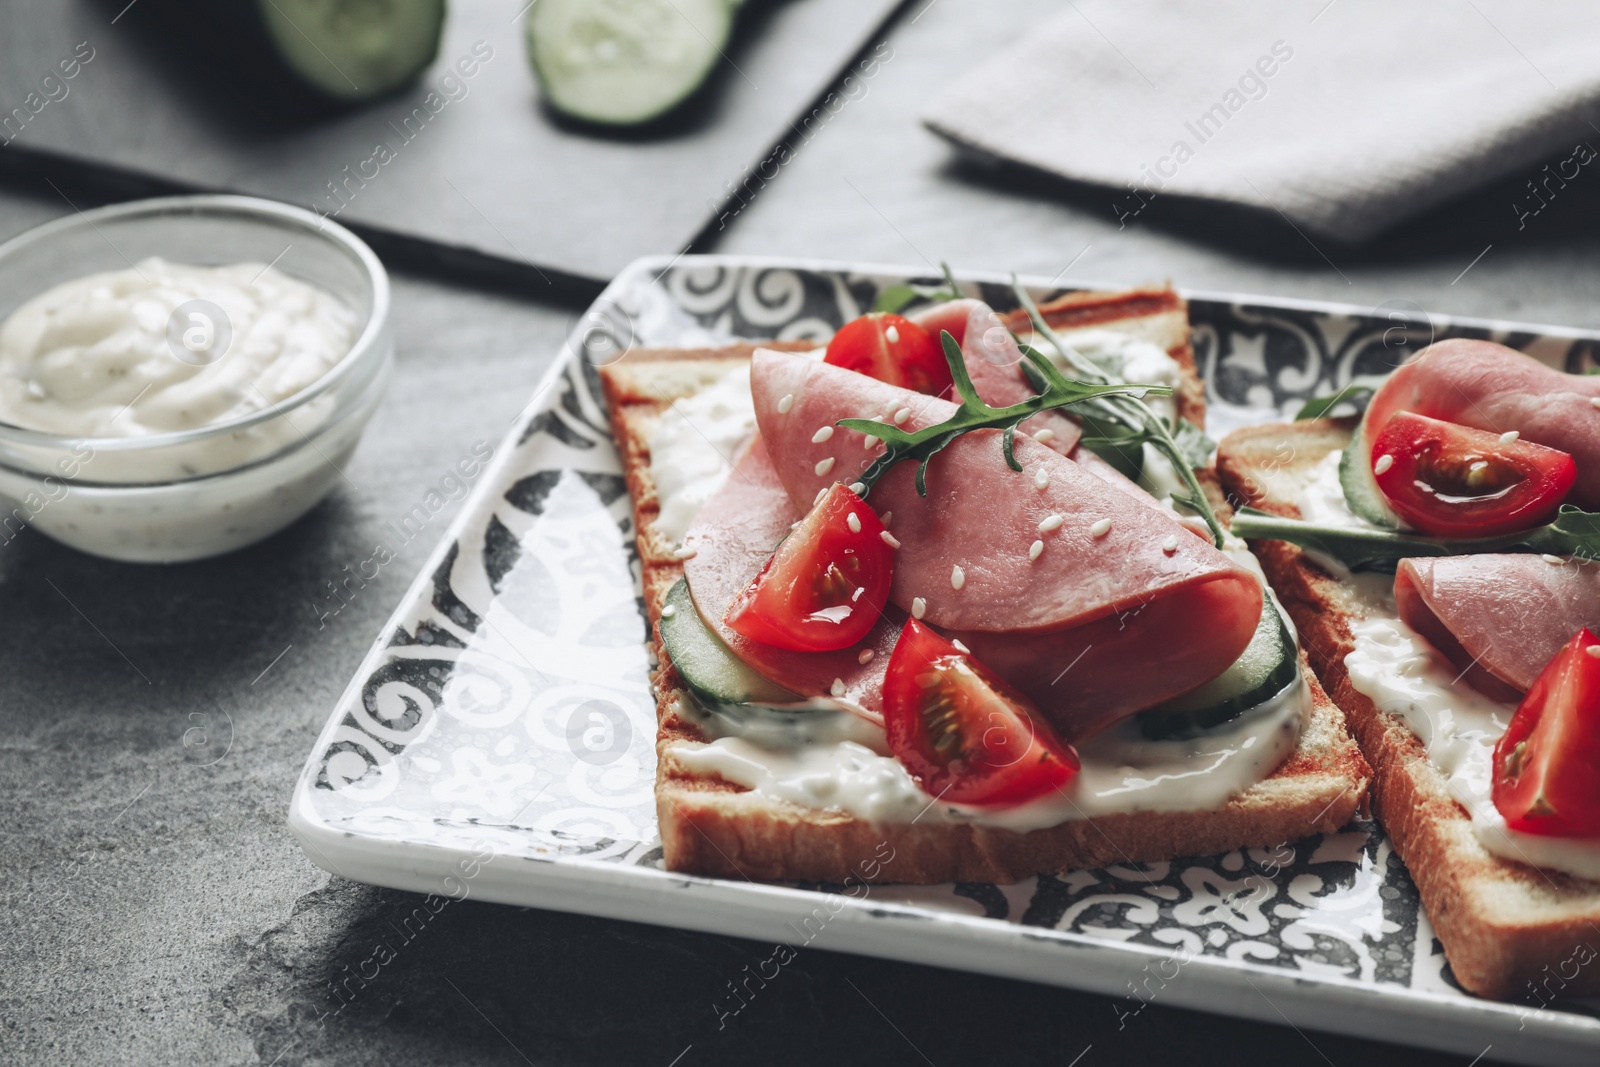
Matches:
[681,438,897,709]
[1366,339,1600,508]
[1395,554,1600,702]
[953,301,1083,456]
[749,347,1262,739]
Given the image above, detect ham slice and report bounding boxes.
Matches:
[954,301,1082,456]
[1395,554,1600,701]
[680,438,897,708]
[1366,339,1600,508]
[750,348,1262,739]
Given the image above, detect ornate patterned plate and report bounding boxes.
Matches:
[290,256,1600,1065]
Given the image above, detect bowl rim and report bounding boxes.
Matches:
[0,193,390,454]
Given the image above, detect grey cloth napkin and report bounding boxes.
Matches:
[922,1,1600,241]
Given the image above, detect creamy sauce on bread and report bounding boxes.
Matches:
[670,678,1306,829]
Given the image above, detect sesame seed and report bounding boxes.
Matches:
[880,511,892,526]
[912,597,926,619]
[1499,430,1520,444]
[1543,553,1566,564]
[880,530,901,549]
[1038,514,1064,533]
[864,434,878,449]
[858,649,875,664]
[672,546,698,560]
[1090,518,1113,538]
[812,426,835,443]
[831,677,847,697]
[1374,454,1394,475]
[1588,645,1600,660]
[813,486,828,507]
[777,393,794,414]
[1162,535,1179,554]
[815,457,836,476]
[847,512,861,533]
[1034,428,1056,444]
[1592,397,1600,410]
[885,324,900,343]
[660,604,677,618]
[1034,467,1050,490]
[849,481,866,494]
[894,407,912,425]
[952,639,971,654]
[951,565,966,590]
[1029,539,1044,561]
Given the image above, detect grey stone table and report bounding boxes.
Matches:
[7,0,1599,1063]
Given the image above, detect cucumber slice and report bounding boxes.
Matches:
[258,0,447,101]
[525,0,733,125]
[1338,416,1402,529]
[658,577,797,706]
[657,578,877,747]
[143,0,445,112]
[1132,595,1299,741]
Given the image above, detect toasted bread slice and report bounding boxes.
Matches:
[600,289,1368,885]
[1217,418,1600,999]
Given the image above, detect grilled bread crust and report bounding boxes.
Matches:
[599,290,1367,885]
[1217,417,1600,999]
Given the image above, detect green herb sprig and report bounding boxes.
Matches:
[839,333,1161,497]
[1009,279,1228,547]
[1229,504,1600,573]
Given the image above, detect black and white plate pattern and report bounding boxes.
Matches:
[291,256,1600,1065]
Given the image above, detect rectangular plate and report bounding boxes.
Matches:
[291,255,1600,1065]
[0,0,902,281]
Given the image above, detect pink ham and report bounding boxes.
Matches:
[1395,554,1600,701]
[951,301,1082,455]
[680,438,897,708]
[750,348,1262,739]
[1366,339,1600,508]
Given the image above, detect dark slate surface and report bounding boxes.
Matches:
[0,0,904,282]
[10,0,1600,1062]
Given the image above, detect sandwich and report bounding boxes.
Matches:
[1218,337,1600,999]
[599,283,1368,885]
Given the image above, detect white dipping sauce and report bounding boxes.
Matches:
[0,257,354,443]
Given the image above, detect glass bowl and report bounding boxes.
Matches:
[0,194,392,562]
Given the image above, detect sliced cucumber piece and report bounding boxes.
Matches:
[657,578,876,747]
[526,0,733,126]
[1338,416,1402,529]
[257,0,446,101]
[1132,595,1299,741]
[659,577,797,705]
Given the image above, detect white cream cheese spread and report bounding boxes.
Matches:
[648,362,760,545]
[1346,614,1600,880]
[670,678,1307,830]
[0,257,355,439]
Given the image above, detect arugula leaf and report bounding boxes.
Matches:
[870,263,965,315]
[1294,374,1391,421]
[841,333,1159,497]
[1011,280,1228,548]
[1173,417,1216,469]
[1229,504,1600,573]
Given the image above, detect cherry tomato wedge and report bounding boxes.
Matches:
[823,312,953,396]
[1493,628,1600,838]
[883,619,1080,805]
[1370,411,1576,538]
[724,483,894,652]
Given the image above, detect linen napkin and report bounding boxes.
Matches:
[922,0,1600,241]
